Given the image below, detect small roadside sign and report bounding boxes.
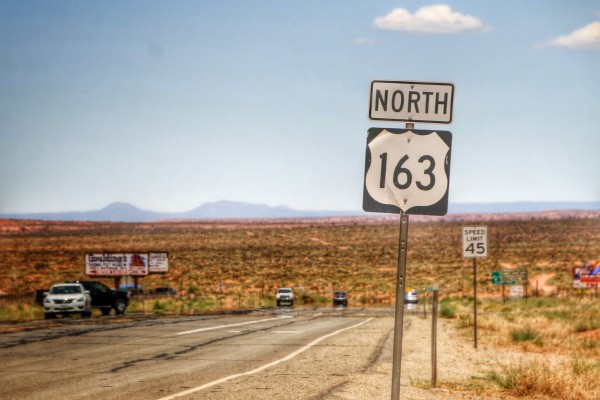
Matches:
[510,285,525,299]
[369,80,454,124]
[491,271,502,285]
[503,267,527,284]
[462,226,488,258]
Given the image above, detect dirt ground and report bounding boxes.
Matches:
[329,314,554,400]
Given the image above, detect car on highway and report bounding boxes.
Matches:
[43,282,92,319]
[119,284,143,294]
[67,280,130,315]
[332,291,348,307]
[276,287,295,306]
[153,286,177,296]
[404,289,418,304]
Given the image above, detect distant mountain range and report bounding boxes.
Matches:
[1,200,599,222]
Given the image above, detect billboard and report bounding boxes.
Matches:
[85,253,149,277]
[573,261,600,288]
[149,252,169,273]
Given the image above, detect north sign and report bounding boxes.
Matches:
[363,128,452,216]
[369,80,454,124]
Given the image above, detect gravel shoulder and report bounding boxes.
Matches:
[198,312,521,400]
[331,314,506,399]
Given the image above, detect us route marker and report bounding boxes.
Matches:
[363,128,452,216]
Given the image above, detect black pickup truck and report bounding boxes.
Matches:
[66,280,130,315]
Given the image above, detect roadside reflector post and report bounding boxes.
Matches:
[391,212,409,400]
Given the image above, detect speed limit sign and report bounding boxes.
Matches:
[362,128,452,216]
[462,226,488,257]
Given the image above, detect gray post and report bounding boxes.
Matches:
[391,212,409,399]
[473,258,478,349]
[431,285,439,387]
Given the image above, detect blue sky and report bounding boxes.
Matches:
[1,1,599,213]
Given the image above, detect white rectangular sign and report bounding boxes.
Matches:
[462,226,488,258]
[369,80,454,124]
[510,285,524,299]
[149,252,169,273]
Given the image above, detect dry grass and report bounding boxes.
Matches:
[1,216,600,398]
[1,216,598,303]
[438,295,600,399]
[488,357,600,399]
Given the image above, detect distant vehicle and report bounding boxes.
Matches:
[332,291,348,307]
[119,284,143,294]
[67,280,130,315]
[34,289,48,306]
[404,289,418,304]
[153,286,177,296]
[276,288,295,307]
[43,283,92,319]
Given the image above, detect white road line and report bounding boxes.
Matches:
[313,312,323,317]
[156,317,373,400]
[175,315,292,335]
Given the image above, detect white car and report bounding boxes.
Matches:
[276,288,295,307]
[44,283,92,319]
[404,289,418,304]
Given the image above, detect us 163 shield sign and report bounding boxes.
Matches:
[362,128,452,216]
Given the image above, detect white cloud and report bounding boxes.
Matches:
[354,37,375,45]
[547,21,600,50]
[373,4,486,34]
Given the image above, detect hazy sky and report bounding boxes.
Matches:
[2,1,599,213]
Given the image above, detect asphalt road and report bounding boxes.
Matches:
[0,307,410,400]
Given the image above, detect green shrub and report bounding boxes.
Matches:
[510,326,539,342]
[575,318,600,333]
[440,302,457,318]
[153,300,166,314]
[458,313,472,328]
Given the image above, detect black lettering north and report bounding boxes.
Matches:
[408,91,420,113]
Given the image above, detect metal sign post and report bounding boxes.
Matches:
[431,283,439,387]
[472,258,478,349]
[391,212,409,399]
[462,227,488,349]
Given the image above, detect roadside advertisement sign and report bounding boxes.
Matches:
[85,253,149,276]
[149,252,169,273]
[573,262,600,288]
